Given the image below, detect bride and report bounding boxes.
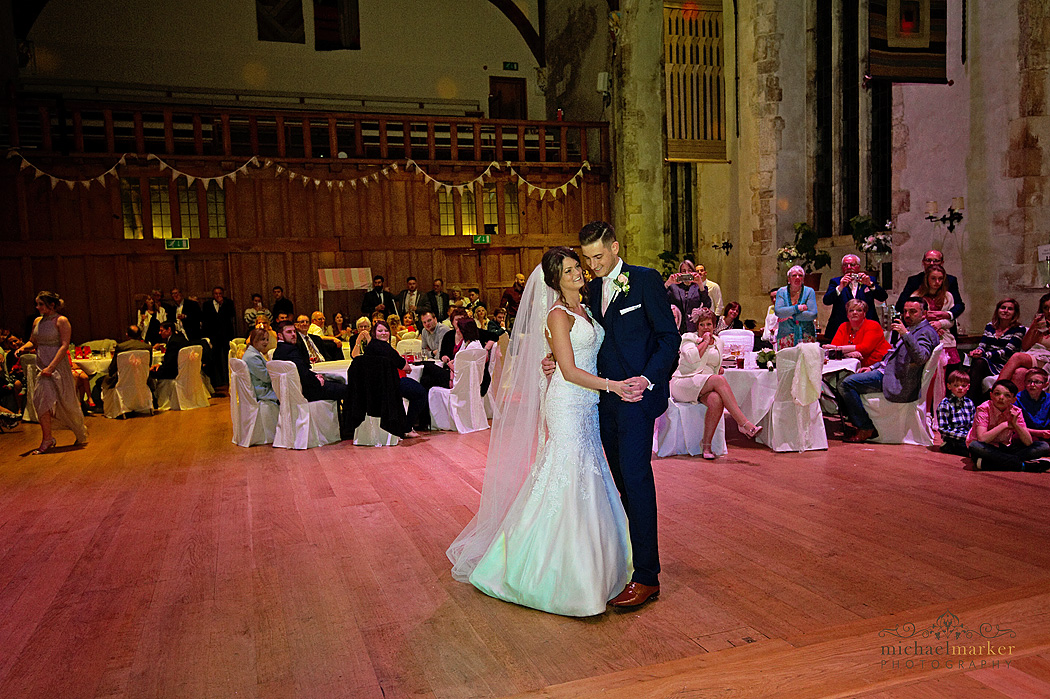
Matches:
[447,247,633,616]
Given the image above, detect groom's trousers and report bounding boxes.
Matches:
[599,394,660,587]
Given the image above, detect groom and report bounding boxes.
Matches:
[578,221,679,607]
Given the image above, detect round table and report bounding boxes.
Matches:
[722,357,860,425]
[311,358,437,383]
[73,357,112,375]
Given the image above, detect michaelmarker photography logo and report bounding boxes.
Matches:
[878,610,1017,672]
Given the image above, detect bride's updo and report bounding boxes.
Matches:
[541,247,589,304]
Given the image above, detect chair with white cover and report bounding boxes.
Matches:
[860,344,944,446]
[102,350,153,419]
[719,329,755,354]
[155,346,211,411]
[345,355,404,447]
[228,357,278,446]
[399,331,419,341]
[428,346,489,433]
[21,353,39,423]
[483,339,505,419]
[395,338,422,357]
[754,343,827,452]
[653,398,728,457]
[267,360,340,449]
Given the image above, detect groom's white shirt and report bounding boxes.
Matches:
[601,258,624,314]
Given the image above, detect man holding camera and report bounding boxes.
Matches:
[822,253,888,342]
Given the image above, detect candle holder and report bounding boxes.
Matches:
[925,198,965,234]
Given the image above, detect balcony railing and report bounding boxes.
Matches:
[1,97,610,169]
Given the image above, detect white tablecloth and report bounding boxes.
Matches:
[311,359,352,381]
[723,358,860,425]
[73,357,112,375]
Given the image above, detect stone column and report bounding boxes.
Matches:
[610,0,665,266]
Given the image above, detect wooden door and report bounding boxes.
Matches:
[488,77,527,120]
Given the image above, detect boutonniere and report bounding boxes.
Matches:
[613,271,630,297]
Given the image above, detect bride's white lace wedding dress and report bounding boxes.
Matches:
[467,305,632,616]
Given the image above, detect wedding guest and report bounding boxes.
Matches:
[498,273,526,320]
[664,259,710,333]
[243,293,272,334]
[821,253,888,342]
[395,277,423,316]
[493,307,508,333]
[670,308,761,459]
[170,287,201,340]
[419,310,449,359]
[465,288,482,311]
[696,263,723,315]
[387,313,405,342]
[917,264,960,371]
[425,279,452,322]
[293,315,326,363]
[350,316,372,359]
[967,379,1050,471]
[201,285,237,390]
[449,287,466,308]
[824,299,891,367]
[329,311,352,341]
[363,320,428,436]
[775,266,818,349]
[272,320,348,403]
[361,275,398,318]
[896,249,965,323]
[243,326,278,403]
[138,295,162,344]
[760,288,779,349]
[271,286,294,319]
[401,310,417,333]
[715,302,743,334]
[308,311,343,349]
[996,292,1050,388]
[1016,367,1050,441]
[936,370,974,456]
[474,304,504,338]
[968,298,1026,403]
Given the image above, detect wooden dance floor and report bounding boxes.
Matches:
[2,402,1050,698]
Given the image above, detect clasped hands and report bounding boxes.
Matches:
[540,354,644,402]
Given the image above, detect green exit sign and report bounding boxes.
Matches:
[502,61,518,71]
[472,234,491,245]
[164,239,189,251]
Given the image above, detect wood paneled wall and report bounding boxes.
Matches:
[0,162,610,342]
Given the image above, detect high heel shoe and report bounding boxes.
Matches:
[702,443,716,460]
[31,438,56,455]
[743,422,763,439]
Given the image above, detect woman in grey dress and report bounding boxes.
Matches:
[14,291,88,453]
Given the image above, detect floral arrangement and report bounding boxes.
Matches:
[849,215,893,258]
[613,271,630,297]
[756,348,777,371]
[776,245,800,264]
[777,223,831,272]
[859,231,893,255]
[73,345,92,359]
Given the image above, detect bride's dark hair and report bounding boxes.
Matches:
[541,247,589,305]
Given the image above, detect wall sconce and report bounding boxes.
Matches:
[925,197,964,234]
[712,240,733,256]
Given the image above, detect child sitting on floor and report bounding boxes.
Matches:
[937,370,974,456]
[1016,367,1050,442]
[966,379,1050,472]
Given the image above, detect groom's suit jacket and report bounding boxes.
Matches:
[588,263,680,420]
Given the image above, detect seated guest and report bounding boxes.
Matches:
[665,260,711,333]
[775,266,818,348]
[715,301,743,334]
[838,297,940,442]
[242,326,278,403]
[996,292,1050,388]
[670,308,762,459]
[465,288,482,311]
[1016,367,1050,441]
[387,313,405,342]
[824,299,891,367]
[272,320,348,403]
[966,379,1050,471]
[138,295,163,344]
[96,324,152,400]
[243,293,272,335]
[350,316,372,359]
[936,370,975,456]
[293,315,326,363]
[329,311,352,341]
[968,298,1026,403]
[401,311,417,333]
[493,307,508,333]
[308,311,343,349]
[917,264,960,370]
[473,303,504,341]
[419,310,449,359]
[363,320,428,436]
[449,287,466,308]
[251,316,278,350]
[821,254,888,342]
[151,322,187,380]
[438,316,491,394]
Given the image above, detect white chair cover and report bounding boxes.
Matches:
[267,360,340,449]
[399,331,419,340]
[228,357,278,447]
[81,339,116,353]
[484,340,505,419]
[858,344,944,446]
[755,343,828,452]
[21,353,39,423]
[155,346,211,411]
[102,350,153,419]
[719,329,755,354]
[653,398,728,457]
[353,415,401,446]
[395,338,422,357]
[428,347,489,433]
[228,340,246,359]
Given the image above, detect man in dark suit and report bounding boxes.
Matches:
[272,286,294,319]
[895,249,964,322]
[272,320,348,402]
[361,275,398,318]
[424,278,451,322]
[395,277,423,317]
[151,322,188,380]
[822,253,889,341]
[91,325,152,405]
[838,297,941,443]
[169,287,202,340]
[574,221,680,608]
[201,285,237,390]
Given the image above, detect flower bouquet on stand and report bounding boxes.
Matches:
[756,348,777,371]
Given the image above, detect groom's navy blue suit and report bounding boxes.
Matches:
[589,263,680,587]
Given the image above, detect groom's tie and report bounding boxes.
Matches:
[602,276,612,315]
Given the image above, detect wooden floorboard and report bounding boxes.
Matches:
[1,402,1049,698]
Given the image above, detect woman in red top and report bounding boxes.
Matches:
[825,299,891,367]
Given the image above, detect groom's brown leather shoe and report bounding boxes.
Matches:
[845,428,875,443]
[609,582,660,608]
